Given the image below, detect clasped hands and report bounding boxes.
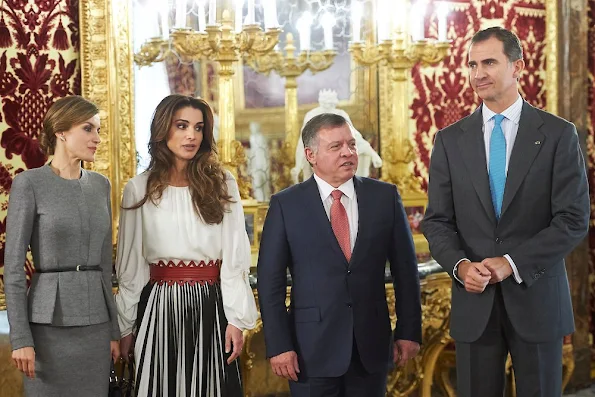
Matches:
[458,257,512,294]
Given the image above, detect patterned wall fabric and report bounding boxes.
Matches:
[588,0,595,351]
[0,0,81,283]
[408,0,546,191]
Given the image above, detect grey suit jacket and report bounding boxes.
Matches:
[422,101,590,343]
[4,165,120,350]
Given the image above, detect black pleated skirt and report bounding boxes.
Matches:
[134,281,243,397]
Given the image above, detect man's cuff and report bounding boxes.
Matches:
[504,254,522,283]
[453,258,469,285]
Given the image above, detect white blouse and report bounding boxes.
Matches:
[114,171,258,337]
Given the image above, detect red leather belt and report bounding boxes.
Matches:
[149,260,221,286]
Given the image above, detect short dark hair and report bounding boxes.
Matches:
[302,113,348,150]
[470,27,523,62]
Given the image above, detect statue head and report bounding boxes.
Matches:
[249,121,261,135]
[318,89,339,110]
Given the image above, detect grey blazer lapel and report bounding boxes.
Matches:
[500,101,545,217]
[457,107,497,223]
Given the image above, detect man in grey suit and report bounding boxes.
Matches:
[422,27,590,396]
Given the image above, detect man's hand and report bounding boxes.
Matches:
[457,260,491,293]
[393,340,420,366]
[482,257,513,284]
[270,350,300,381]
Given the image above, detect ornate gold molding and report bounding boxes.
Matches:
[80,0,136,238]
[545,0,559,115]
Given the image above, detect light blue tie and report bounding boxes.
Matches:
[489,114,506,220]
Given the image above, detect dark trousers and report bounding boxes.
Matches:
[456,285,563,397]
[289,339,388,397]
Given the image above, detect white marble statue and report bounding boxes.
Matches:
[213,112,220,142]
[290,89,382,184]
[247,121,271,202]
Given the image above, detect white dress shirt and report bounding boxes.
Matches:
[453,95,524,284]
[313,174,359,252]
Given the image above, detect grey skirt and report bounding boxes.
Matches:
[24,321,111,397]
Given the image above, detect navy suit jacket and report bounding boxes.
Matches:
[257,176,421,378]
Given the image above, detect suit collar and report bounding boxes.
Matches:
[312,173,356,202]
[500,101,544,216]
[299,176,369,267]
[457,101,545,222]
[458,107,497,223]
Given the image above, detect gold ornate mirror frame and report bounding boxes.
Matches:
[80,0,136,239]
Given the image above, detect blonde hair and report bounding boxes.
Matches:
[40,96,99,155]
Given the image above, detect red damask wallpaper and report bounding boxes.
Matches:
[409,0,546,190]
[0,0,81,283]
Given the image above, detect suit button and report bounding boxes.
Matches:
[347,303,352,308]
[347,270,352,275]
[496,237,502,244]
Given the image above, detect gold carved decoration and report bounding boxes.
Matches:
[244,33,336,191]
[79,0,136,238]
[545,0,559,115]
[351,38,450,195]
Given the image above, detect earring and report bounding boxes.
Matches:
[60,135,65,142]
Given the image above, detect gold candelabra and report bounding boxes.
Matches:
[134,10,280,193]
[350,33,449,195]
[244,32,336,191]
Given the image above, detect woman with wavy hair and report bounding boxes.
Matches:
[115,94,257,396]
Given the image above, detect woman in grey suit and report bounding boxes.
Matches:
[4,96,121,396]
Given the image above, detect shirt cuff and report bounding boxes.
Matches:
[453,258,470,285]
[504,254,523,283]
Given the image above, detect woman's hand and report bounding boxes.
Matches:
[225,324,244,365]
[111,340,121,363]
[12,346,35,379]
[119,334,135,363]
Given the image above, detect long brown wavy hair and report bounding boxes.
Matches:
[127,95,232,224]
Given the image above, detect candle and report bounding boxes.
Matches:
[411,0,428,41]
[377,0,391,42]
[175,0,187,28]
[159,3,170,39]
[196,0,207,32]
[264,0,279,29]
[393,0,406,33]
[437,2,449,42]
[245,0,255,24]
[321,13,335,50]
[234,0,243,32]
[296,12,313,51]
[351,1,362,42]
[208,0,216,25]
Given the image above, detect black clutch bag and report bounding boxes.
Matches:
[109,360,135,397]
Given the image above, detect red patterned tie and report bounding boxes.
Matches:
[330,190,351,261]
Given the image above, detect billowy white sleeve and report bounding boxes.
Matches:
[114,180,150,337]
[220,172,258,331]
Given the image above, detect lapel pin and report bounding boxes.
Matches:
[535,141,541,145]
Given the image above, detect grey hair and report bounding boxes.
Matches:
[301,113,349,151]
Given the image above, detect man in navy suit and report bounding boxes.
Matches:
[257,113,422,397]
